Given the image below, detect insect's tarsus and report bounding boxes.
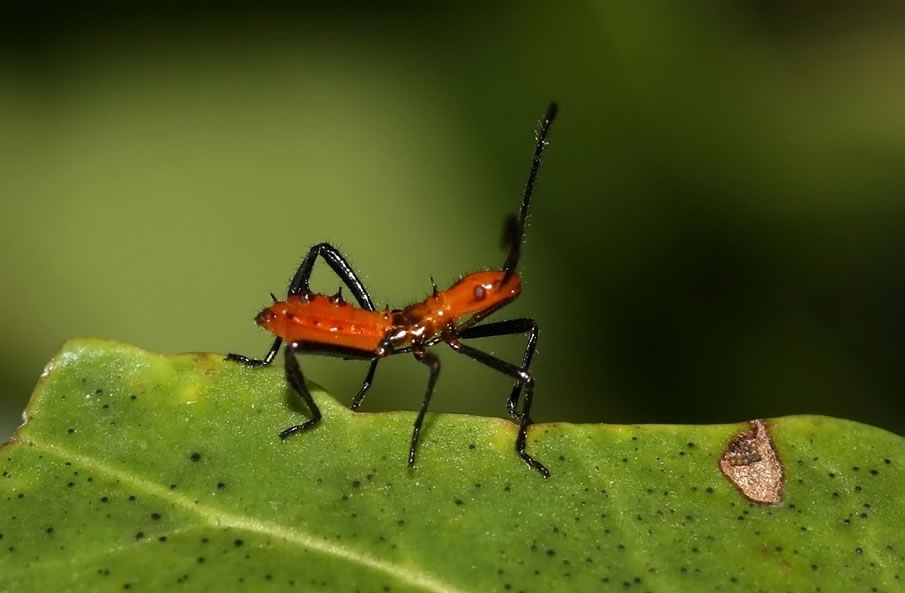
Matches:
[226,103,559,477]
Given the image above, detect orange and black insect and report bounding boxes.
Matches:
[227,103,558,477]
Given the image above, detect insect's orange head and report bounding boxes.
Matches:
[446,270,521,317]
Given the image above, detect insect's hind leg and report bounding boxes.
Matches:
[458,318,538,423]
[288,242,375,308]
[279,342,323,440]
[227,243,382,406]
[290,243,383,409]
[446,339,550,478]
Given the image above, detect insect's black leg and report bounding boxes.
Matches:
[351,359,380,411]
[229,243,376,367]
[501,102,558,284]
[446,339,550,478]
[285,242,384,409]
[229,243,383,400]
[408,348,441,468]
[288,242,375,308]
[226,337,283,368]
[458,318,538,423]
[278,342,323,440]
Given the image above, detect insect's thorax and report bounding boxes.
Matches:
[387,270,522,349]
[387,294,455,347]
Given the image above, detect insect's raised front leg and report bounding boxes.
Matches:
[458,318,538,423]
[446,338,549,478]
[501,101,558,283]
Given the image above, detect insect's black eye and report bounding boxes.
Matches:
[473,284,487,301]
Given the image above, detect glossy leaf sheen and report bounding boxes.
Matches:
[1,340,903,592]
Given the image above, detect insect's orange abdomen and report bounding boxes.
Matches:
[256,295,392,352]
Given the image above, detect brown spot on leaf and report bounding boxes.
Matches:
[719,419,783,505]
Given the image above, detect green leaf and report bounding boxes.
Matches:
[1,339,903,592]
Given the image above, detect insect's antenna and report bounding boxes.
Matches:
[502,102,558,282]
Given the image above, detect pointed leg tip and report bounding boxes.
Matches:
[529,459,551,479]
[520,454,551,478]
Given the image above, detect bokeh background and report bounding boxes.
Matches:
[2,4,904,442]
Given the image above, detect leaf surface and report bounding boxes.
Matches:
[1,339,903,592]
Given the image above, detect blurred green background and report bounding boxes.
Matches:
[2,4,904,442]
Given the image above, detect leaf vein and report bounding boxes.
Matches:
[27,439,471,593]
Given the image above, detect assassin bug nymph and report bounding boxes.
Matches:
[227,102,558,477]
